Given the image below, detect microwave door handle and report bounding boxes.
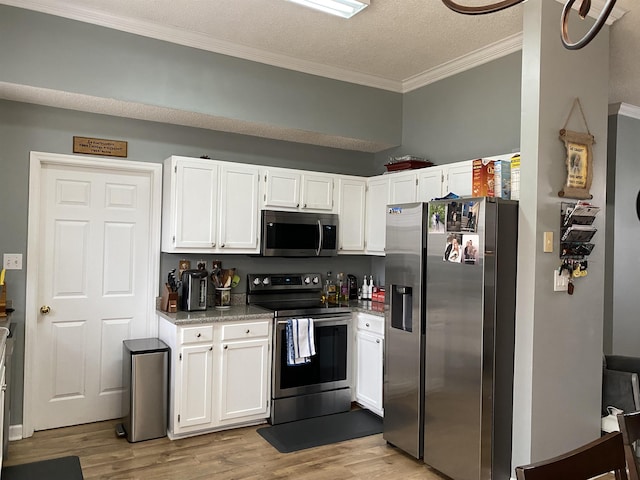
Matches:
[316,219,323,256]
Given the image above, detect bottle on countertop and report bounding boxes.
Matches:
[362,275,370,300]
[337,272,348,302]
[325,271,338,305]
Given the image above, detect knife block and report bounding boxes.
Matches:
[161,284,178,313]
[0,284,6,318]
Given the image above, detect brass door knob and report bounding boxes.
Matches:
[40,305,51,314]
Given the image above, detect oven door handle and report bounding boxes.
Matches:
[316,219,323,256]
[277,316,351,325]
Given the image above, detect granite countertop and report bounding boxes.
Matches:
[157,304,273,325]
[349,300,385,317]
[158,301,385,326]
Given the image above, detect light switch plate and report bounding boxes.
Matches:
[554,269,569,292]
[3,253,23,270]
[544,231,553,253]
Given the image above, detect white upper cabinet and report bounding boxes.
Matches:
[418,167,444,202]
[444,160,473,197]
[263,169,300,209]
[162,156,260,253]
[365,176,389,256]
[218,164,260,252]
[163,157,218,250]
[337,176,366,253]
[263,167,335,212]
[388,171,418,204]
[301,173,334,211]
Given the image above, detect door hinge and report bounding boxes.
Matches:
[173,235,176,244]
[174,165,177,173]
[415,178,418,186]
[264,174,267,182]
[178,414,180,423]
[179,353,182,361]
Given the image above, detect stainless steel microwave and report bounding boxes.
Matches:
[260,210,338,257]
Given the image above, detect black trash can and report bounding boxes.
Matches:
[120,338,169,442]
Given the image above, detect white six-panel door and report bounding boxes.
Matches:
[25,153,161,434]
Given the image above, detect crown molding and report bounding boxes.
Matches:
[555,0,628,24]
[402,33,523,93]
[609,103,640,120]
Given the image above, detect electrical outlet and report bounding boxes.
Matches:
[554,269,569,292]
[3,253,23,270]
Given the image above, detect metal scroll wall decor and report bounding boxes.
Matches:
[441,0,617,50]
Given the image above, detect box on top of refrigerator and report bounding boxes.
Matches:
[472,159,495,197]
[510,153,521,200]
[493,159,511,199]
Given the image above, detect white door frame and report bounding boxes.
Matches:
[23,151,162,438]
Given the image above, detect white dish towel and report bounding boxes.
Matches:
[286,318,316,366]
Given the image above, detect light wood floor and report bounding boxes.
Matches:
[4,419,451,479]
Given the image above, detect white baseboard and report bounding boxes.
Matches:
[9,424,23,441]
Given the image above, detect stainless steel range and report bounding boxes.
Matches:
[247,272,352,425]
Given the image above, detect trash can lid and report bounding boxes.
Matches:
[123,338,169,354]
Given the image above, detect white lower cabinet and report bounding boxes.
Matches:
[159,317,272,439]
[354,313,384,417]
[178,342,214,430]
[216,321,271,424]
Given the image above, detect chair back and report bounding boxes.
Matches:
[514,431,628,480]
[618,411,640,480]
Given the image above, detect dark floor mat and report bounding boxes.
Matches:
[2,455,84,480]
[257,409,383,453]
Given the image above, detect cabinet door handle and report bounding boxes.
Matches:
[221,243,225,248]
[212,242,216,247]
[366,323,370,327]
[376,339,381,344]
[304,203,307,208]
[246,329,250,334]
[224,345,228,349]
[297,203,300,208]
[197,333,202,338]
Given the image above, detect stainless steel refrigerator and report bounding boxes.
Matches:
[383,198,518,480]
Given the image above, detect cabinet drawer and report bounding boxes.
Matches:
[357,315,384,336]
[180,325,214,344]
[221,321,270,341]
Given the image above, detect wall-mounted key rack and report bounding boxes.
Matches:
[558,201,600,295]
[560,201,599,260]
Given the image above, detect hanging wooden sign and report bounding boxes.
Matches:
[73,136,128,158]
[558,99,593,200]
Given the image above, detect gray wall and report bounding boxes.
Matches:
[374,52,522,169]
[606,112,640,355]
[0,4,402,150]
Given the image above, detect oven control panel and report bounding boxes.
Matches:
[247,273,322,292]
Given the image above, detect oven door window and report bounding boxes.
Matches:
[279,324,348,389]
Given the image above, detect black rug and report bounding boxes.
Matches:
[2,455,84,480]
[257,409,383,453]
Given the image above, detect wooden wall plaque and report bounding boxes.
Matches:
[73,136,128,157]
